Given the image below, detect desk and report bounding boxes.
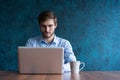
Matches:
[0,71,120,80]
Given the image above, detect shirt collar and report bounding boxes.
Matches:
[40,35,58,44]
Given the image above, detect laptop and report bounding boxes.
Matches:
[18,47,64,74]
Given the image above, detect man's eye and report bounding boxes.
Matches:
[49,25,52,27]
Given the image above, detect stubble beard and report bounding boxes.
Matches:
[42,32,54,38]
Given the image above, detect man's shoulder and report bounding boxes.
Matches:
[56,36,70,43]
[27,36,41,41]
[55,36,72,47]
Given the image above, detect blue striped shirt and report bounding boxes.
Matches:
[25,35,76,71]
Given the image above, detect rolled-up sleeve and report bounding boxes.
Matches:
[64,40,76,63]
[63,40,76,72]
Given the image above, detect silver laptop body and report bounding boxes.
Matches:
[18,47,64,74]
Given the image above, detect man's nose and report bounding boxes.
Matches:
[45,27,49,32]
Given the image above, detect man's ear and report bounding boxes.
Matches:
[55,23,57,28]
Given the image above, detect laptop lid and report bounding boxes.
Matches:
[18,47,64,74]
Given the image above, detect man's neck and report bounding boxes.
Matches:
[43,34,55,44]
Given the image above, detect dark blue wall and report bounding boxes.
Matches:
[0,0,120,71]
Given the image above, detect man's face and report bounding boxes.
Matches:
[40,19,57,38]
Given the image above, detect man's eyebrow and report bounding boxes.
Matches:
[41,24,53,26]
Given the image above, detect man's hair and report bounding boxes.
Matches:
[38,11,57,25]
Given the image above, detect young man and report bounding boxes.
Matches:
[26,11,76,72]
